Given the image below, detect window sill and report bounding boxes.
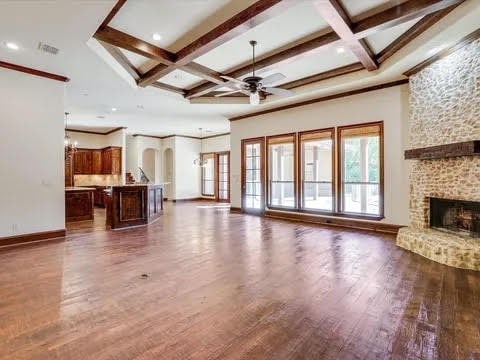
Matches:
[264,209,400,234]
[267,207,384,221]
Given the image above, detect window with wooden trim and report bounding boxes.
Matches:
[267,134,296,208]
[201,153,215,196]
[338,122,383,217]
[299,129,334,212]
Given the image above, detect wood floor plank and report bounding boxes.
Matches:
[0,202,478,359]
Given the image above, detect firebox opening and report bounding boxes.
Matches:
[430,197,480,238]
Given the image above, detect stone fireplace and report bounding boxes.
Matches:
[396,38,480,271]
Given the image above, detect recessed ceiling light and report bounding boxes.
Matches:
[6,42,19,50]
[111,107,117,112]
[152,33,162,41]
[336,47,345,54]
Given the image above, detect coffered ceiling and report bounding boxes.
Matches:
[94,0,477,104]
[0,0,479,137]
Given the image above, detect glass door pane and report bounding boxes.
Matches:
[242,139,264,213]
[217,153,229,201]
[267,135,296,209]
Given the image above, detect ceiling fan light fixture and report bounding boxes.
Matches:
[250,91,260,106]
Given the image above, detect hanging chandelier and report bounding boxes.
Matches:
[64,112,78,160]
[194,157,208,167]
[193,127,208,167]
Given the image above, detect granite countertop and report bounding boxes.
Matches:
[65,187,96,191]
[108,183,169,187]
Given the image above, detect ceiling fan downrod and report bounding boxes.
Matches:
[249,40,257,78]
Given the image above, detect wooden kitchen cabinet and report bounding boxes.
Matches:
[73,149,92,175]
[72,147,121,175]
[92,150,103,174]
[102,147,122,175]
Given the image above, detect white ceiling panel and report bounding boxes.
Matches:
[366,17,423,54]
[194,1,330,73]
[341,0,406,19]
[160,69,204,89]
[110,0,257,53]
[258,45,359,87]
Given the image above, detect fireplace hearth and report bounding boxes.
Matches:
[430,198,480,238]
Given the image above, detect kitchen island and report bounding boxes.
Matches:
[105,184,165,229]
[65,187,95,222]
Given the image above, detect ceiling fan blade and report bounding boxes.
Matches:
[260,73,286,86]
[221,75,247,86]
[264,87,294,98]
[214,90,242,97]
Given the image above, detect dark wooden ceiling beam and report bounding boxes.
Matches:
[313,0,377,71]
[281,62,364,89]
[94,26,176,65]
[99,41,141,80]
[0,60,69,82]
[150,82,187,96]
[175,0,298,64]
[99,0,127,29]
[137,63,173,87]
[376,4,459,65]
[180,62,225,85]
[352,0,465,39]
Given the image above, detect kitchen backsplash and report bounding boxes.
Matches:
[74,175,122,186]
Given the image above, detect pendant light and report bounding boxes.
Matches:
[64,112,78,160]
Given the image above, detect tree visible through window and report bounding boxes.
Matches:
[300,130,334,211]
[268,135,295,208]
[340,124,382,216]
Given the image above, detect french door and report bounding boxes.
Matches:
[216,152,230,202]
[241,138,265,214]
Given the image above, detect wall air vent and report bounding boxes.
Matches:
[37,42,59,55]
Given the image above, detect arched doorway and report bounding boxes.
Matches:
[142,148,156,183]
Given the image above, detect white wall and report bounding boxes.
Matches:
[230,84,410,225]
[126,135,163,183]
[201,134,230,153]
[66,131,106,149]
[0,68,65,237]
[125,134,227,199]
[174,137,201,200]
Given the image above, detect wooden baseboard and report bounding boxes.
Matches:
[265,210,404,234]
[0,229,66,248]
[172,197,213,202]
[230,207,242,213]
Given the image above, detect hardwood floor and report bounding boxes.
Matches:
[1,202,479,359]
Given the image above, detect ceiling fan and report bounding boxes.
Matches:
[215,40,294,105]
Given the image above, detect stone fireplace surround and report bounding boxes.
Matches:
[396,38,480,271]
